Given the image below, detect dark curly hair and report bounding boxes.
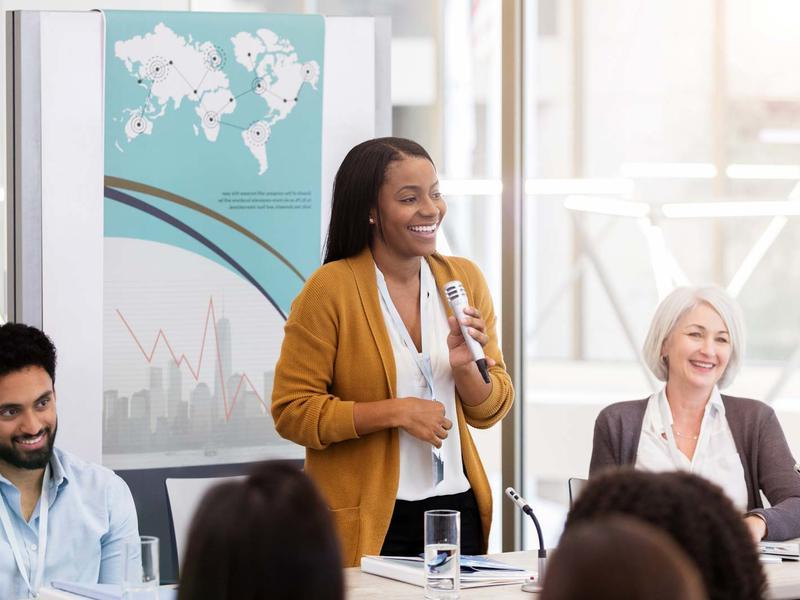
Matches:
[542,515,707,600]
[178,460,343,600]
[566,470,766,600]
[0,322,57,383]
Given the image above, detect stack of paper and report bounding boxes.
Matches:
[759,541,800,562]
[360,555,537,589]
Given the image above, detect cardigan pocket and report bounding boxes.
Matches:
[331,505,361,567]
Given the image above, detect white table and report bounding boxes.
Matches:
[765,561,800,600]
[345,550,800,600]
[37,552,800,600]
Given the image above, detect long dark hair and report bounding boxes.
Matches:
[178,461,344,600]
[323,137,434,264]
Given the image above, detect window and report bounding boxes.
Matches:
[522,0,800,548]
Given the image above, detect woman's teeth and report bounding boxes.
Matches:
[690,360,714,369]
[408,224,437,233]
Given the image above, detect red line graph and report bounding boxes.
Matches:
[116,297,267,420]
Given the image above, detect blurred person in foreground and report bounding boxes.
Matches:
[568,469,766,600]
[178,460,343,600]
[590,285,800,542]
[271,138,513,565]
[541,515,707,600]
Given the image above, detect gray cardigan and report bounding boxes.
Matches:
[590,394,800,541]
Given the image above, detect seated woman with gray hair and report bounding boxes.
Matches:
[590,285,800,542]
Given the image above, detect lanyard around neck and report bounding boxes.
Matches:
[0,464,51,598]
[376,265,445,483]
[375,265,437,399]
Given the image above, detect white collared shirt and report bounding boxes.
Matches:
[635,386,748,511]
[377,259,470,501]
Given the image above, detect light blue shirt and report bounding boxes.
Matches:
[0,447,140,599]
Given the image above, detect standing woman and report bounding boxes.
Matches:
[590,286,800,542]
[272,137,513,566]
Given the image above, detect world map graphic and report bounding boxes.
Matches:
[114,23,321,174]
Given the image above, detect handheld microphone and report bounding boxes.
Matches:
[505,487,547,585]
[443,280,491,384]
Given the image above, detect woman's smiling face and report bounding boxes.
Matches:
[370,156,446,260]
[662,301,732,391]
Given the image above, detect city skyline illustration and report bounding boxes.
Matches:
[103,297,287,457]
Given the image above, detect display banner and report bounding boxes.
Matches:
[102,11,324,468]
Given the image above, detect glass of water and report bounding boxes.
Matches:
[424,509,460,599]
[123,535,159,599]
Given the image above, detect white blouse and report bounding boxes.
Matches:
[635,386,748,511]
[376,259,470,501]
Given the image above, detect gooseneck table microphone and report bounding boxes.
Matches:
[505,486,547,590]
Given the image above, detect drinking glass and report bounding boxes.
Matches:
[424,509,460,599]
[123,535,159,599]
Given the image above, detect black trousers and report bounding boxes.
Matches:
[380,489,483,557]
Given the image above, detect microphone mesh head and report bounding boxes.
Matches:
[443,280,465,303]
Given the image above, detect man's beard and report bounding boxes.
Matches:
[0,422,57,470]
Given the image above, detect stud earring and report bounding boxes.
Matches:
[368,217,375,224]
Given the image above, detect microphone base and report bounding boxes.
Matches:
[521,576,542,594]
[476,358,490,384]
[537,554,547,586]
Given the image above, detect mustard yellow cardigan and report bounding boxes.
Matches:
[271,247,514,566]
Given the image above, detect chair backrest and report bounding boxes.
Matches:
[117,461,302,584]
[568,477,589,508]
[166,475,246,572]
